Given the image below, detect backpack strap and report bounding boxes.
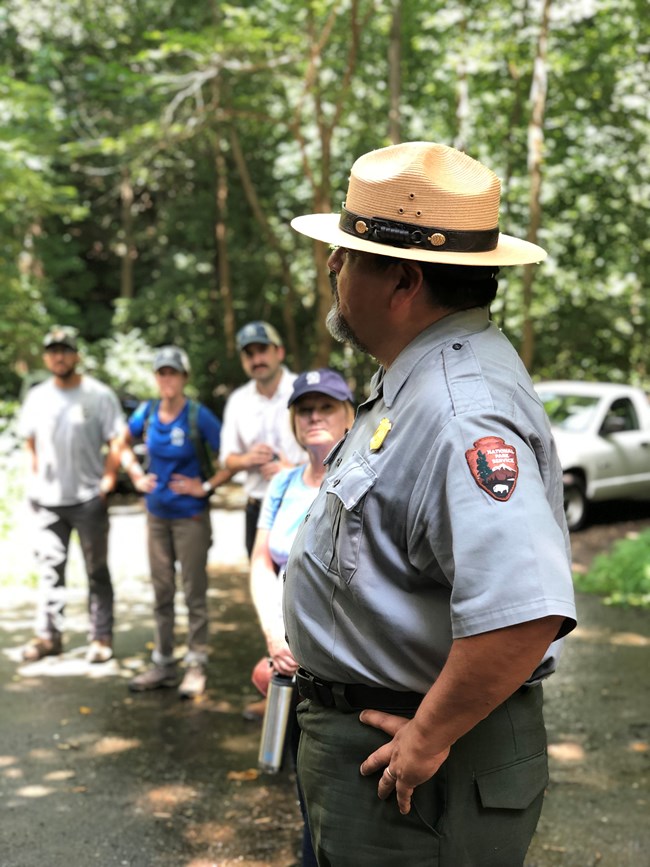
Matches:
[187,399,215,482]
[141,400,159,472]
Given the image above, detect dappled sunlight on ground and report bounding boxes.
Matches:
[220,734,262,756]
[87,735,141,757]
[610,632,650,647]
[572,625,650,647]
[547,741,586,762]
[139,783,199,815]
[15,784,55,798]
[43,769,76,781]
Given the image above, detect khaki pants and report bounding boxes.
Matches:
[146,509,212,665]
[297,685,548,867]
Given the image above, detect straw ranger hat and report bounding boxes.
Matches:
[291,142,546,266]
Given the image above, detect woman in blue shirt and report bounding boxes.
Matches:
[121,346,231,698]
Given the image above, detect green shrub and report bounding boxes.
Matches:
[574,530,650,607]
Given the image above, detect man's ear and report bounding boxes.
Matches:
[277,345,286,362]
[389,261,424,311]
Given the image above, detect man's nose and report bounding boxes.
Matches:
[327,247,343,271]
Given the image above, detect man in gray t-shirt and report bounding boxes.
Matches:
[18,326,124,664]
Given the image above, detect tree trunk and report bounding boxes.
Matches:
[388,0,401,144]
[454,13,469,153]
[119,169,135,302]
[228,127,302,368]
[520,0,552,372]
[209,0,236,359]
[214,134,236,359]
[630,280,647,384]
[294,0,372,369]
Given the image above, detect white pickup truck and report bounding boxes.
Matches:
[535,380,650,531]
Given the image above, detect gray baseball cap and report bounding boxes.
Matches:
[43,325,79,351]
[236,321,283,351]
[153,346,190,374]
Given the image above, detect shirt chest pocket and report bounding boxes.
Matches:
[312,451,377,584]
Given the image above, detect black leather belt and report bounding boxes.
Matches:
[296,668,423,714]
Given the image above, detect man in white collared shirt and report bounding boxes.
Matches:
[220,321,306,555]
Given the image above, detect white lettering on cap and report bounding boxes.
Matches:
[306,372,321,385]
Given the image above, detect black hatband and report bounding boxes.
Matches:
[339,206,499,253]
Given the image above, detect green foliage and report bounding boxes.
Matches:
[574,531,650,608]
[0,0,648,398]
[87,327,157,400]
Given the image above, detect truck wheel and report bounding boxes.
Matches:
[564,476,588,532]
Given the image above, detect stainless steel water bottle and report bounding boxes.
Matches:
[258,673,294,773]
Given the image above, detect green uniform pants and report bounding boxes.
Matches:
[297,685,548,867]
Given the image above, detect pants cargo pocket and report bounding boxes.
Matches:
[475,749,549,810]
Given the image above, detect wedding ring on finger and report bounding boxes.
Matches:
[385,767,397,781]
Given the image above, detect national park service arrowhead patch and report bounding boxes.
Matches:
[465,436,518,501]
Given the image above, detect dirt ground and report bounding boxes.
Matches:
[1,496,649,867]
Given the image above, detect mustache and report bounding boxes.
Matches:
[328,270,338,295]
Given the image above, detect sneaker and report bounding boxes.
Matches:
[22,635,63,662]
[86,638,113,664]
[242,698,267,722]
[128,663,178,692]
[178,664,206,699]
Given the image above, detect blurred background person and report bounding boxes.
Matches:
[249,369,355,867]
[220,321,306,557]
[18,325,124,664]
[120,346,231,698]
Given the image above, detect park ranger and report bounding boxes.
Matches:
[283,142,577,866]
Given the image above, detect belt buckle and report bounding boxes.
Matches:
[297,669,337,708]
[297,669,321,704]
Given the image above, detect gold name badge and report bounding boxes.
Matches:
[370,417,392,451]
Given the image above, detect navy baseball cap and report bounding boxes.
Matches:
[43,325,79,351]
[236,321,283,351]
[153,346,190,374]
[288,369,354,407]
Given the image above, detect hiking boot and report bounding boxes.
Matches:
[178,664,206,699]
[86,638,113,664]
[242,698,267,722]
[22,635,63,662]
[128,663,178,692]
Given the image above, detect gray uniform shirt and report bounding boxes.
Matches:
[284,308,577,695]
[18,375,124,507]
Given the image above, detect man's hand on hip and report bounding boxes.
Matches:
[359,710,450,816]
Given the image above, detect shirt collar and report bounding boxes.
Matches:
[247,366,293,399]
[371,308,491,409]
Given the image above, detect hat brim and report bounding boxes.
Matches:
[291,213,546,266]
[44,341,77,351]
[288,387,353,407]
[237,338,273,350]
[154,363,187,373]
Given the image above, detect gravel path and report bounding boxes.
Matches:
[1,493,648,867]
